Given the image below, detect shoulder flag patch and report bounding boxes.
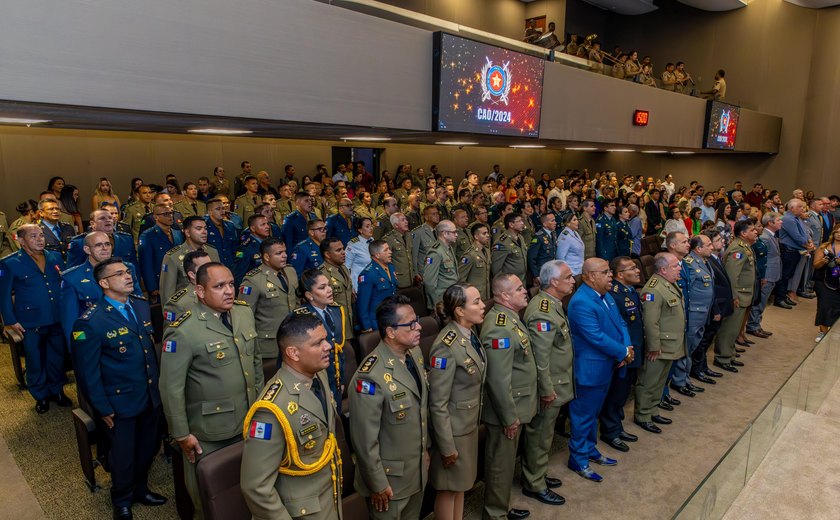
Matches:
[491,338,511,349]
[442,330,457,346]
[164,311,176,321]
[643,293,654,302]
[356,380,376,394]
[72,331,86,341]
[733,252,743,259]
[248,420,272,440]
[162,263,168,272]
[240,286,253,295]
[425,257,433,265]
[163,340,177,353]
[431,356,448,369]
[537,321,552,332]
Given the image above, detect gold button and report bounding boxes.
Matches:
[385,468,389,473]
[234,338,239,343]
[146,364,150,369]
[148,379,152,384]
[301,509,306,515]
[244,371,249,376]
[144,350,148,353]
[216,406,220,411]
[216,345,220,349]
[116,389,120,394]
[399,404,404,409]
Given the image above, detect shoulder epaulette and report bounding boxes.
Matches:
[293,307,313,315]
[246,267,261,277]
[261,379,283,402]
[647,278,658,288]
[612,283,620,293]
[359,354,378,373]
[170,287,188,302]
[539,298,550,313]
[684,256,694,264]
[496,312,507,326]
[442,330,457,346]
[350,236,360,243]
[166,245,182,255]
[79,304,98,321]
[233,300,248,306]
[129,294,148,301]
[499,233,509,241]
[169,310,191,327]
[60,263,83,277]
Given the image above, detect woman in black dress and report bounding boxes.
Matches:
[812,223,840,342]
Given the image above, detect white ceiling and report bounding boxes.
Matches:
[579,0,840,13]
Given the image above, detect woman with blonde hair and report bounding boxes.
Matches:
[91,177,120,211]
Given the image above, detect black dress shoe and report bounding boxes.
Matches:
[686,382,705,393]
[133,491,167,506]
[522,488,565,505]
[713,360,738,373]
[735,339,750,347]
[692,373,716,384]
[797,291,815,299]
[705,368,724,378]
[735,347,746,353]
[35,399,49,414]
[50,392,72,407]
[634,420,662,434]
[665,395,681,406]
[773,299,793,309]
[731,360,745,367]
[507,509,530,520]
[619,431,638,442]
[113,506,132,520]
[671,385,696,397]
[784,297,798,306]
[747,329,770,339]
[658,400,673,411]
[600,436,629,452]
[545,477,562,489]
[736,353,741,358]
[651,415,672,425]
[744,338,755,345]
[572,466,603,482]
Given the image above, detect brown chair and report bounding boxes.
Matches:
[342,343,358,417]
[196,441,250,520]
[640,254,656,280]
[357,331,380,358]
[398,286,429,317]
[342,493,369,520]
[418,316,440,364]
[3,328,27,389]
[643,235,661,256]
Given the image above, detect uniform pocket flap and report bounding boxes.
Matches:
[512,385,532,398]
[381,459,405,477]
[204,341,228,353]
[388,398,413,413]
[244,329,258,340]
[106,386,134,395]
[661,333,675,340]
[285,495,322,517]
[456,398,480,410]
[202,399,235,415]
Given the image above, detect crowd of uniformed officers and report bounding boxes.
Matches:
[0,164,790,520]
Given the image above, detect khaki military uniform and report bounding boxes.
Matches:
[715,239,756,364]
[454,228,471,260]
[579,215,597,259]
[0,212,12,257]
[319,261,354,339]
[240,367,343,520]
[372,213,393,240]
[159,243,220,303]
[521,216,535,248]
[458,244,491,301]
[353,205,379,223]
[411,223,436,274]
[428,322,486,492]
[276,199,294,222]
[349,342,429,519]
[6,216,27,253]
[163,287,197,325]
[489,220,506,244]
[240,265,301,358]
[661,70,677,91]
[382,230,416,289]
[174,198,207,218]
[393,189,410,210]
[491,232,528,287]
[122,201,149,242]
[480,305,538,520]
[235,193,261,222]
[159,301,265,515]
[422,241,458,310]
[212,178,232,200]
[634,274,686,423]
[521,291,574,492]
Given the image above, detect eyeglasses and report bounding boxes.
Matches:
[392,319,421,331]
[156,212,174,217]
[102,269,131,279]
[311,227,327,232]
[585,269,613,277]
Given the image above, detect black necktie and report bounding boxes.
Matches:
[278,270,289,292]
[191,202,198,214]
[323,307,336,333]
[311,377,329,418]
[124,303,138,325]
[221,312,233,333]
[470,332,485,362]
[404,354,422,393]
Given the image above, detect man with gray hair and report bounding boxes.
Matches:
[627,204,643,258]
[774,198,813,307]
[747,212,783,335]
[520,261,575,505]
[382,212,418,289]
[423,220,459,310]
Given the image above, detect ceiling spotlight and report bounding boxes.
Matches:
[607,149,635,152]
[509,144,546,149]
[0,117,51,125]
[641,150,668,154]
[188,128,253,135]
[564,147,598,151]
[340,136,392,142]
[435,141,479,146]
[670,151,695,155]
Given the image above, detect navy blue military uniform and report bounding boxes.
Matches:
[71,295,162,510]
[595,213,618,261]
[281,211,316,252]
[294,303,346,411]
[139,209,183,235]
[232,235,264,286]
[41,220,75,259]
[356,261,397,331]
[527,228,556,281]
[616,220,632,257]
[0,249,67,401]
[60,260,142,345]
[600,280,645,441]
[691,254,733,377]
[325,213,356,246]
[138,225,184,296]
[205,217,240,269]
[290,237,323,274]
[671,253,716,387]
[66,231,137,268]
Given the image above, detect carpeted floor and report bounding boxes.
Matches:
[0,299,825,520]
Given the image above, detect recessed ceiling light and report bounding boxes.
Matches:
[188,128,253,135]
[671,151,695,155]
[565,147,598,151]
[607,149,635,152]
[641,150,668,154]
[435,141,478,146]
[0,117,51,125]
[340,136,392,142]
[509,144,546,149]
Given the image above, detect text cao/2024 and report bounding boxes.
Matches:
[476,107,512,123]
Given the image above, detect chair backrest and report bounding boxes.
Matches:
[342,343,358,398]
[643,235,661,257]
[342,492,369,520]
[334,413,356,497]
[418,316,440,364]
[398,286,429,317]
[196,441,250,520]
[357,330,380,358]
[640,254,656,280]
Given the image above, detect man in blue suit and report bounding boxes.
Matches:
[67,209,137,268]
[281,192,317,251]
[205,198,240,269]
[356,240,398,332]
[61,231,142,345]
[566,257,633,482]
[138,204,184,302]
[325,197,356,245]
[71,257,166,519]
[233,214,271,286]
[774,198,813,307]
[0,224,70,413]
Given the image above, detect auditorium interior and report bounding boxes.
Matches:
[1,0,839,519]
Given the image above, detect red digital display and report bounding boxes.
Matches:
[633,110,649,126]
